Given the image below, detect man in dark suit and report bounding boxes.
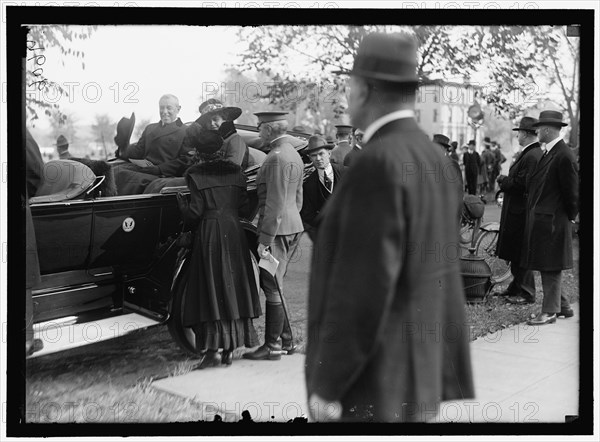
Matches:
[495,117,543,304]
[243,111,306,360]
[343,128,364,167]
[433,133,463,196]
[522,110,578,325]
[306,32,474,422]
[300,135,345,240]
[115,94,189,194]
[462,139,481,195]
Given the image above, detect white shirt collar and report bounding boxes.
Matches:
[544,136,562,153]
[362,110,415,143]
[318,163,333,178]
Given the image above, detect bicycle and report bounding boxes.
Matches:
[460,194,511,285]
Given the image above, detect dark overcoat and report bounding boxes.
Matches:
[180,160,261,327]
[306,118,474,422]
[496,142,543,262]
[300,163,345,237]
[520,140,579,271]
[343,145,362,167]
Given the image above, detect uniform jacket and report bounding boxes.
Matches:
[496,142,542,262]
[256,135,305,245]
[306,118,474,421]
[330,141,352,165]
[520,139,579,271]
[122,118,188,177]
[300,163,345,235]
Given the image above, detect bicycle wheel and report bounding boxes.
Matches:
[475,230,511,284]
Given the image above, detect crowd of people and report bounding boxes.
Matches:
[25,30,579,423]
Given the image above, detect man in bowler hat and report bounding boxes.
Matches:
[300,135,345,240]
[462,139,481,195]
[494,117,543,304]
[56,135,71,159]
[306,32,474,422]
[521,110,578,325]
[243,111,306,360]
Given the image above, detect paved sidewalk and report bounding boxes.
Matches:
[152,303,579,423]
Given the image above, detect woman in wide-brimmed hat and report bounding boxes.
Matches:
[187,99,249,169]
[176,129,261,369]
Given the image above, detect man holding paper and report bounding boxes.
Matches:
[115,94,189,194]
[243,111,305,361]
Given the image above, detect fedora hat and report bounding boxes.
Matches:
[337,32,418,84]
[433,134,451,149]
[468,139,476,146]
[512,116,538,133]
[483,136,492,147]
[304,135,335,154]
[114,112,136,150]
[197,99,242,126]
[532,110,567,127]
[55,135,69,149]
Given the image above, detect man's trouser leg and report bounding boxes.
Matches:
[508,263,536,300]
[540,270,569,314]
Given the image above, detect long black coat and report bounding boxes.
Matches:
[306,118,474,422]
[180,160,261,326]
[520,140,579,271]
[300,163,345,237]
[496,142,543,262]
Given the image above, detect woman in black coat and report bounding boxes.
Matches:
[177,130,261,369]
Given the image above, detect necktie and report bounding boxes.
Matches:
[323,172,332,192]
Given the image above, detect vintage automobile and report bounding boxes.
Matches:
[28,124,313,358]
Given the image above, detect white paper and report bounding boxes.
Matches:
[130,158,154,168]
[258,253,279,276]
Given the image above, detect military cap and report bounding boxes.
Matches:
[335,125,353,136]
[254,111,289,124]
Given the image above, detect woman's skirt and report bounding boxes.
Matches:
[193,318,259,352]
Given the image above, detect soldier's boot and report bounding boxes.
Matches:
[243,302,284,361]
[281,314,297,355]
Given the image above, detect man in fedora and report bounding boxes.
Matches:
[300,135,345,240]
[522,110,578,325]
[329,124,353,165]
[243,111,306,361]
[56,135,71,159]
[433,133,463,196]
[116,94,188,194]
[494,117,543,304]
[462,139,481,195]
[306,32,473,422]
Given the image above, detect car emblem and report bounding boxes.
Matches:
[122,217,135,233]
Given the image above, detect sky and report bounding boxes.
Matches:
[29,25,247,130]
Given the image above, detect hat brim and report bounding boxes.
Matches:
[198,107,242,126]
[512,127,537,132]
[532,119,567,127]
[304,144,335,154]
[334,68,419,84]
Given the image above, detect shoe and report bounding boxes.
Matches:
[527,312,557,326]
[25,338,44,356]
[221,350,233,366]
[198,351,221,369]
[243,302,284,361]
[507,295,535,305]
[282,340,297,355]
[557,307,574,318]
[493,289,514,297]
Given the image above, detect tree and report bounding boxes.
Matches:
[91,114,118,159]
[25,25,96,125]
[234,25,579,145]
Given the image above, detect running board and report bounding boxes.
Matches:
[28,313,161,359]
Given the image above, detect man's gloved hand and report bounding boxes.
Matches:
[257,243,270,258]
[140,165,161,176]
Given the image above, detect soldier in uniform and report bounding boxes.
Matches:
[329,124,353,165]
[243,111,305,360]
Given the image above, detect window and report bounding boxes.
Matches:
[434,91,439,103]
[448,109,452,123]
[433,109,438,123]
[415,110,421,123]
